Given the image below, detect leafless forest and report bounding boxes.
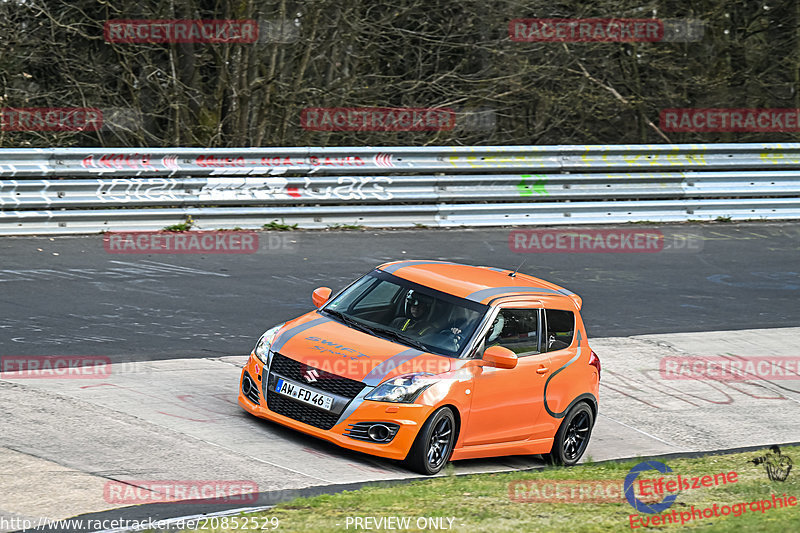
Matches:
[1,0,799,147]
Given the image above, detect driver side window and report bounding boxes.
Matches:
[484,308,541,356]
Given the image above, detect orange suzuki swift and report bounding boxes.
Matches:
[239,260,600,474]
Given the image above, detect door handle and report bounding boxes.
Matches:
[536,366,549,374]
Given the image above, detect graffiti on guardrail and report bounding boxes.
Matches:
[615,154,708,165]
[0,176,395,204]
[301,155,369,167]
[517,175,548,196]
[2,145,800,234]
[81,154,167,171]
[759,153,800,164]
[301,176,392,201]
[77,154,372,173]
[195,155,368,169]
[581,153,709,165]
[444,155,559,168]
[95,178,181,201]
[442,151,716,168]
[196,176,392,201]
[197,177,296,200]
[89,176,394,202]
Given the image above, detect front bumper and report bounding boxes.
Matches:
[238,354,433,461]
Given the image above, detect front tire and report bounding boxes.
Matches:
[404,407,456,475]
[546,402,594,466]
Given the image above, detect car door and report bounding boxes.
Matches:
[540,307,579,423]
[462,301,552,446]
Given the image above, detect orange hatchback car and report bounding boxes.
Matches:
[239,260,600,474]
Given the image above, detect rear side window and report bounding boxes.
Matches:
[545,309,575,351]
[485,308,540,356]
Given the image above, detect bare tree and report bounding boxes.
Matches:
[1,0,800,147]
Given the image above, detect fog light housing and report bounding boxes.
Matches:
[344,422,400,443]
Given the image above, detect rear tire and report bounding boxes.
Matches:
[546,402,594,466]
[404,407,456,475]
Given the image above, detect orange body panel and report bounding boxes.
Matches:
[239,260,599,465]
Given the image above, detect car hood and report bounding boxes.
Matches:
[269,311,455,385]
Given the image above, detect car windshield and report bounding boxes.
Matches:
[323,270,488,357]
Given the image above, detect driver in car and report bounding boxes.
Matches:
[390,291,435,336]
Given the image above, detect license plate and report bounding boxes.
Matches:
[275,378,334,411]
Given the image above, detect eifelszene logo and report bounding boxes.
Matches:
[624,461,679,514]
[624,460,739,514]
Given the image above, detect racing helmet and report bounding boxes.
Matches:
[487,312,505,343]
[405,290,433,318]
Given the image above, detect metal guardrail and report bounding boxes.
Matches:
[1,144,799,234]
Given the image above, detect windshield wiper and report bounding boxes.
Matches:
[323,309,376,335]
[323,309,430,352]
[366,325,430,352]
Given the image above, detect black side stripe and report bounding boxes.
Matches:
[543,331,582,419]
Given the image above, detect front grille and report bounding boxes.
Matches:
[270,352,365,399]
[266,353,367,431]
[266,392,341,430]
[241,372,260,404]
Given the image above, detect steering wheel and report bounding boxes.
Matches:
[435,323,466,351]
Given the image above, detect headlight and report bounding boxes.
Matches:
[365,373,437,403]
[253,323,284,365]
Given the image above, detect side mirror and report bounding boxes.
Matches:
[483,345,518,369]
[312,287,332,308]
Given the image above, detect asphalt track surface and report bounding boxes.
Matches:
[0,222,799,362]
[1,222,799,531]
[2,327,799,531]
